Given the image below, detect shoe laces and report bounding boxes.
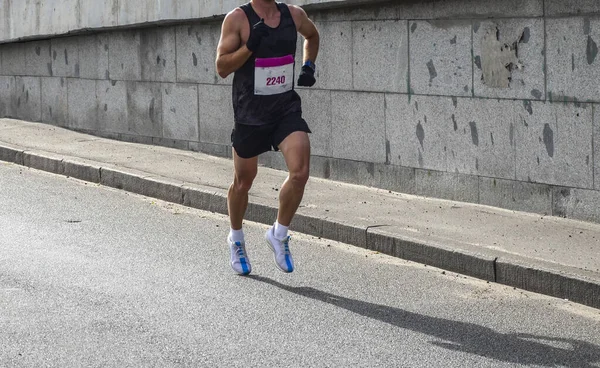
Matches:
[282,236,291,255]
[235,243,247,259]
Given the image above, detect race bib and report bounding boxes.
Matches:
[254,55,294,96]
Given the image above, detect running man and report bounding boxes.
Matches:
[216,0,320,275]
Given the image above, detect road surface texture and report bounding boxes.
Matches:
[1,163,600,367]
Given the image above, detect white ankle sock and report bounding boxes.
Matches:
[230,228,244,243]
[274,222,289,240]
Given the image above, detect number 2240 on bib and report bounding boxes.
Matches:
[254,55,294,96]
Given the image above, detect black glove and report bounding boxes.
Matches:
[297,65,316,87]
[246,19,269,53]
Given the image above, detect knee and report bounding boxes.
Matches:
[289,166,310,187]
[233,174,255,193]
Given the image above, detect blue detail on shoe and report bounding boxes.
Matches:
[235,242,250,275]
[240,257,249,275]
[283,237,293,272]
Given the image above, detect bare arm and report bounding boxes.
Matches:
[290,6,320,64]
[216,10,252,79]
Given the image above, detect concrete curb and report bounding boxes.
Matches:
[1,144,599,310]
[365,230,497,282]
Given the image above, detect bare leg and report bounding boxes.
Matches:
[277,131,311,227]
[228,149,258,230]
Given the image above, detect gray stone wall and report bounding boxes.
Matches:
[0,0,388,43]
[2,0,600,223]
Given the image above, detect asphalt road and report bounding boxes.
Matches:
[1,162,600,368]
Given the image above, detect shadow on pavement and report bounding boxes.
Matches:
[249,275,600,367]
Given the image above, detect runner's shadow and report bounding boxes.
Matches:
[248,275,600,367]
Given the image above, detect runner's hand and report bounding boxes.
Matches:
[246,19,269,53]
[297,65,316,87]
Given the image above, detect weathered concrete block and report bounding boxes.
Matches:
[296,88,332,157]
[496,259,600,310]
[78,34,110,80]
[189,141,232,159]
[410,20,473,96]
[0,43,25,75]
[516,101,593,188]
[553,187,600,223]
[109,31,142,81]
[118,133,154,145]
[306,155,330,178]
[0,2,6,42]
[118,0,161,26]
[15,77,41,122]
[182,185,228,215]
[38,0,80,36]
[386,93,447,172]
[415,169,479,203]
[367,228,497,281]
[352,20,408,93]
[7,0,553,44]
[595,105,600,190]
[321,220,367,248]
[162,83,199,141]
[41,77,68,126]
[175,24,208,84]
[151,137,189,150]
[473,19,545,100]
[140,27,176,82]
[198,84,233,145]
[290,213,324,239]
[23,151,63,174]
[479,177,552,215]
[24,40,52,77]
[126,81,162,137]
[91,131,121,140]
[451,97,517,179]
[311,21,353,90]
[324,158,417,195]
[60,159,101,183]
[246,202,279,227]
[374,164,416,195]
[327,157,378,187]
[308,0,542,22]
[394,0,543,19]
[545,0,600,16]
[386,94,517,180]
[176,23,223,84]
[331,91,386,163]
[0,76,15,118]
[546,17,600,103]
[0,144,24,165]
[259,151,287,171]
[0,0,110,42]
[9,1,39,41]
[97,80,128,134]
[67,78,97,130]
[51,37,80,78]
[168,1,204,21]
[100,167,149,193]
[309,3,399,22]
[79,0,119,29]
[138,176,184,204]
[365,230,399,257]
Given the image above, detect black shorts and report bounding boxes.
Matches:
[231,114,311,159]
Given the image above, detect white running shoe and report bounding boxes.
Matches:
[265,227,294,273]
[228,236,251,275]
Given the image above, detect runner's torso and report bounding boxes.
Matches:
[232,2,302,126]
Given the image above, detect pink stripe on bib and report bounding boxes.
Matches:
[255,55,294,68]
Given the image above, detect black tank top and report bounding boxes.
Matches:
[232,2,302,126]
